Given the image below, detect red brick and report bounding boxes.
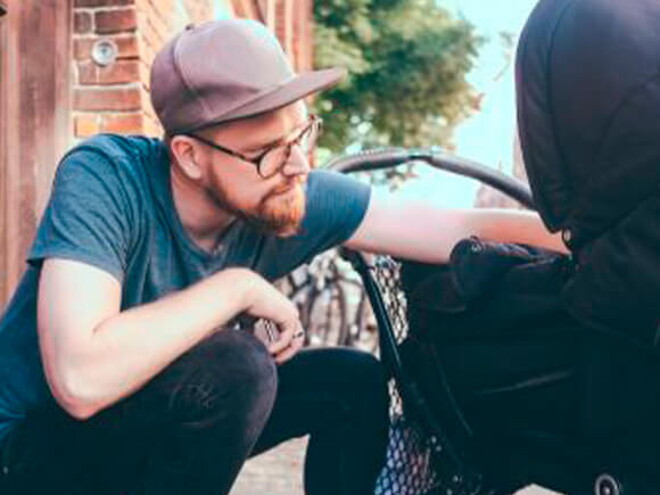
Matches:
[74,37,139,61]
[149,5,171,41]
[138,60,152,89]
[140,19,158,50]
[74,38,95,60]
[75,0,133,6]
[77,61,98,84]
[95,8,137,34]
[101,113,143,134]
[74,87,141,111]
[114,36,140,58]
[144,114,163,137]
[97,60,140,84]
[74,12,93,34]
[74,114,100,138]
[182,0,213,24]
[149,0,174,20]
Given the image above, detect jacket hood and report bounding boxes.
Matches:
[516,0,660,246]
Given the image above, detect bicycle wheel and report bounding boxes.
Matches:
[348,290,379,353]
[303,281,349,347]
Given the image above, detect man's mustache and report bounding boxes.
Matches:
[270,176,305,196]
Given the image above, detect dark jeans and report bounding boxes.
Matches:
[0,330,389,495]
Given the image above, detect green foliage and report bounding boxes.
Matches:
[313,0,482,153]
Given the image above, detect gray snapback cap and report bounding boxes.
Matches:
[150,19,346,135]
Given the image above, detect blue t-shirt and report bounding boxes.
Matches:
[0,134,370,442]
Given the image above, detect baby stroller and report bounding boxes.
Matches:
[328,0,660,493]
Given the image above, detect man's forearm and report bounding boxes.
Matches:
[408,208,567,263]
[50,268,256,418]
[462,209,568,253]
[346,191,568,264]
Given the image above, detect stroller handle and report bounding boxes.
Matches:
[325,146,536,210]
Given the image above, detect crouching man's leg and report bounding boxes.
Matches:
[251,348,390,495]
[0,329,277,495]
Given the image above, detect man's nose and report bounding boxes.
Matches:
[281,145,311,176]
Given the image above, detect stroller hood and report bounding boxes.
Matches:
[516,0,660,247]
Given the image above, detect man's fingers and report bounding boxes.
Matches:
[269,321,305,363]
[274,344,296,364]
[267,318,299,355]
[274,332,304,364]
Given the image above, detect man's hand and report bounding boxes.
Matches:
[267,319,305,364]
[242,273,305,364]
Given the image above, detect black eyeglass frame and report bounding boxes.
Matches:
[182,114,322,179]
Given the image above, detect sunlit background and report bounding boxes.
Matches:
[392,0,538,208]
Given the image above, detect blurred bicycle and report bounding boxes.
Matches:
[281,248,379,350]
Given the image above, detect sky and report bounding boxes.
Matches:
[445,0,538,167]
[390,0,539,207]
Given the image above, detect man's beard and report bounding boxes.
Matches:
[209,177,306,237]
[252,178,306,236]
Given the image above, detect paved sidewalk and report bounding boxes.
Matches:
[230,437,561,495]
[231,437,307,495]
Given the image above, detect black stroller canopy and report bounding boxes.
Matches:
[516,0,660,245]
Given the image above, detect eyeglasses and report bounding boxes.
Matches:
[184,114,323,179]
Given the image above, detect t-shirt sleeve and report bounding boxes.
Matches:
[27,147,136,283]
[255,169,371,280]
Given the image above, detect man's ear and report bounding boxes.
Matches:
[169,135,205,181]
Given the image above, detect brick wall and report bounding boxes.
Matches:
[72,0,215,139]
[184,0,215,24]
[274,0,312,71]
[73,0,143,138]
[72,0,314,140]
[135,0,176,136]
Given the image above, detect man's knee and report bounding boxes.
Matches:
[168,330,278,430]
[309,348,389,415]
[340,349,387,397]
[355,352,389,413]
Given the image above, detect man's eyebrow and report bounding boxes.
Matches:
[242,135,287,153]
[242,119,308,153]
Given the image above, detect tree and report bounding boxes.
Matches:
[313,0,482,153]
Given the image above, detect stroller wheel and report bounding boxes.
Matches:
[594,473,622,495]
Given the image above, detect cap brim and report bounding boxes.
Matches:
[203,67,346,128]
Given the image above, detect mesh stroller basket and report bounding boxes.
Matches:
[341,250,489,495]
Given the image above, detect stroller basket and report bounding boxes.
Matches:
[341,250,487,495]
